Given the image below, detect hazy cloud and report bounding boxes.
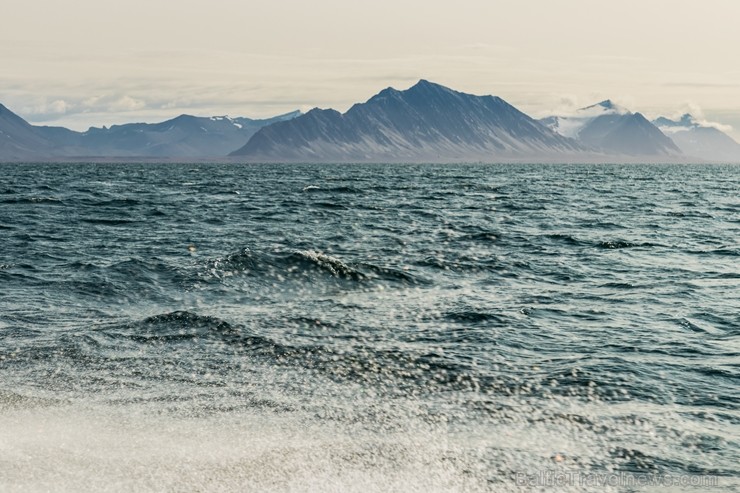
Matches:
[698,121,733,132]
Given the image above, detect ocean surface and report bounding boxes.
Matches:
[0,162,738,492]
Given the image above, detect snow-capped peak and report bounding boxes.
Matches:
[542,99,632,138]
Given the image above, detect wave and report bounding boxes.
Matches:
[109,311,603,400]
[666,210,714,218]
[206,248,425,286]
[598,281,637,289]
[444,310,508,324]
[302,185,364,194]
[80,218,138,226]
[0,196,63,205]
[545,233,582,245]
[211,249,365,281]
[78,198,141,208]
[87,311,491,395]
[460,232,498,242]
[597,240,638,249]
[707,247,739,257]
[454,224,499,243]
[685,246,740,257]
[714,272,740,279]
[122,311,243,344]
[542,234,663,250]
[12,304,729,439]
[596,240,660,249]
[312,201,349,210]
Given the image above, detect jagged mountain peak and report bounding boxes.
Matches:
[594,99,615,110]
[368,80,475,104]
[407,79,453,94]
[413,78,435,87]
[580,99,629,115]
[654,113,698,129]
[304,107,341,117]
[678,113,695,126]
[365,87,403,103]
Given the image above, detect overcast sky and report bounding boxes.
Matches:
[3,0,739,138]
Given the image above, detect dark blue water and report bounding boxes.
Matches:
[1,163,738,492]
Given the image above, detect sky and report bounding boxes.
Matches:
[2,0,740,139]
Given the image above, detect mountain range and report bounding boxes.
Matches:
[0,104,300,160]
[2,81,739,162]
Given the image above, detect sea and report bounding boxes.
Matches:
[0,162,738,492]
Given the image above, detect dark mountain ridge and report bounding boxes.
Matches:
[231,80,586,162]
